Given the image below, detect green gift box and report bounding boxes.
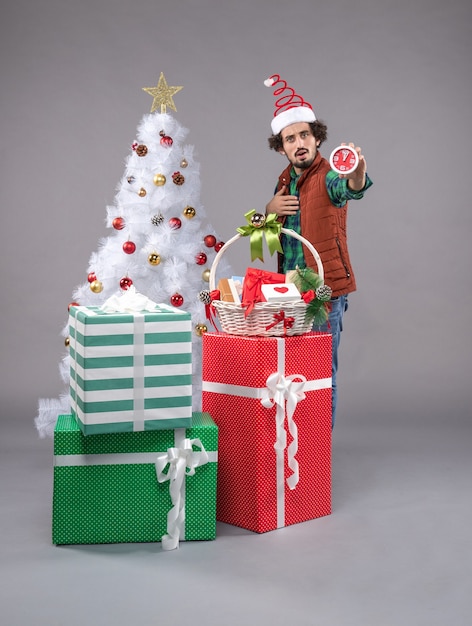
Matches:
[68,303,193,435]
[52,412,218,548]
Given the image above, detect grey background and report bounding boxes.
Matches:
[1,1,471,625]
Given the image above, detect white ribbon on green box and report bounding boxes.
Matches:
[69,290,192,435]
[156,432,211,551]
[202,337,331,529]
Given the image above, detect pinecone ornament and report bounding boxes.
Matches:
[172,171,185,185]
[151,213,164,226]
[315,284,333,301]
[198,290,211,305]
[136,144,148,157]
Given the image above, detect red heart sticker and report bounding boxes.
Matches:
[274,286,289,293]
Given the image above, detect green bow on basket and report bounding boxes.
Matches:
[236,210,283,262]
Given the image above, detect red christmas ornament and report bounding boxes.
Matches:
[204,234,217,247]
[195,252,207,265]
[160,135,173,147]
[170,293,184,307]
[112,217,125,230]
[68,302,80,311]
[120,277,133,290]
[87,272,96,283]
[214,241,225,252]
[123,240,136,254]
[169,217,182,230]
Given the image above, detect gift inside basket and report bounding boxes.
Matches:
[207,214,329,337]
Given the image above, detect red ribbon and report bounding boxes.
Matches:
[301,290,315,304]
[241,268,285,317]
[205,290,221,331]
[265,311,295,334]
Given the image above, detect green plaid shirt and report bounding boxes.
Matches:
[280,168,372,273]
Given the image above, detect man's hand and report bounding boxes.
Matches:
[339,142,367,191]
[265,185,299,216]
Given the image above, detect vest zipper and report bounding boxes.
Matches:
[336,237,351,278]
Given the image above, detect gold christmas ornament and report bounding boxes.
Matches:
[183,206,196,219]
[194,323,208,337]
[64,336,70,347]
[202,268,210,282]
[138,187,147,197]
[90,280,103,293]
[148,252,161,266]
[153,173,166,186]
[142,72,184,114]
[180,158,188,168]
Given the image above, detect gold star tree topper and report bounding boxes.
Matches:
[142,72,183,113]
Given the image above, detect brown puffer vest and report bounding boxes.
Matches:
[276,151,357,297]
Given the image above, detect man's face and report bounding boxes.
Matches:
[278,122,319,173]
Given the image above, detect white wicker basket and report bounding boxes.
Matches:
[208,227,325,337]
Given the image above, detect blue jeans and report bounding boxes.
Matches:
[314,295,348,428]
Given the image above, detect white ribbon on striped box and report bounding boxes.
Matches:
[70,307,147,431]
[69,301,192,434]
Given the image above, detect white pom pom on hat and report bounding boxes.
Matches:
[264,74,316,135]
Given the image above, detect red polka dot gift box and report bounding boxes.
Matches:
[202,332,332,533]
[52,412,217,549]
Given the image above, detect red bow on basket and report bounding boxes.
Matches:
[301,290,315,304]
[265,311,295,334]
[241,268,286,317]
[204,290,221,331]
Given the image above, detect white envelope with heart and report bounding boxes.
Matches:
[260,282,301,302]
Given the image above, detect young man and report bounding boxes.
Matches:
[264,76,373,426]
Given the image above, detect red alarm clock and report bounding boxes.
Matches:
[329,145,359,175]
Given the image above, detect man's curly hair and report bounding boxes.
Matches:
[268,120,328,152]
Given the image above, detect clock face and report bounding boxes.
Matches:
[329,145,359,175]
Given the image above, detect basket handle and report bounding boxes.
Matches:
[209,227,324,291]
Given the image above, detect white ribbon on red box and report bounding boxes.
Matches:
[202,337,331,528]
[261,371,305,488]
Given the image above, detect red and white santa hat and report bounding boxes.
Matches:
[264,74,316,135]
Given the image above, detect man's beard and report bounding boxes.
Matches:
[292,155,314,170]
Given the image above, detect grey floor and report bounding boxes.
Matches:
[1,410,470,626]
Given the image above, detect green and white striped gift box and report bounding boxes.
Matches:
[68,304,193,435]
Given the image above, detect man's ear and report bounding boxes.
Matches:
[278,148,286,157]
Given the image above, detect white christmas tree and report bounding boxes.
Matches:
[35,73,231,437]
